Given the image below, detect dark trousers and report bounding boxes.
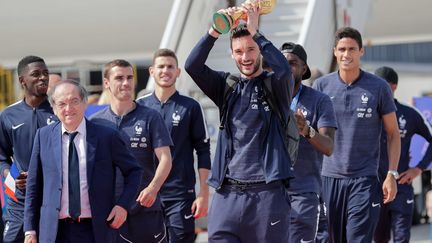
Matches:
[56,219,95,243]
[289,192,320,243]
[322,176,382,243]
[374,188,414,243]
[208,182,290,243]
[161,199,195,243]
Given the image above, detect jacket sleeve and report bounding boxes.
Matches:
[0,114,12,177]
[110,131,143,209]
[185,33,229,109]
[255,34,293,125]
[24,129,43,233]
[190,102,211,169]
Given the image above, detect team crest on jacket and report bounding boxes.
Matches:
[172,111,181,126]
[398,115,407,138]
[135,124,143,135]
[361,93,369,104]
[46,116,56,125]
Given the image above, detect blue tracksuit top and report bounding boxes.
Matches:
[379,99,432,191]
[137,91,211,200]
[185,32,294,189]
[90,103,173,211]
[314,71,396,178]
[0,99,57,206]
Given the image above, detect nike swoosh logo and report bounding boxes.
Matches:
[184,214,193,219]
[372,202,380,207]
[154,232,162,238]
[406,199,414,204]
[12,123,24,130]
[270,220,281,226]
[300,239,314,243]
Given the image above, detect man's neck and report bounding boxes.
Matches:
[293,81,302,97]
[339,68,361,85]
[154,86,176,103]
[24,95,46,108]
[110,99,135,116]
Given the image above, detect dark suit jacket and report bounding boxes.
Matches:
[24,120,141,243]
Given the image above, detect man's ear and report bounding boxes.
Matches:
[103,78,110,89]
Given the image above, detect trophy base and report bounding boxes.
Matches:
[213,13,232,34]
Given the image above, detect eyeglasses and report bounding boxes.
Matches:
[54,98,82,109]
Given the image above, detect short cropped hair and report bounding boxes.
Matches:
[152,48,178,67]
[230,24,251,49]
[103,59,133,79]
[334,27,363,49]
[17,55,45,76]
[48,79,88,106]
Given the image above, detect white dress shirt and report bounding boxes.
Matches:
[59,118,92,219]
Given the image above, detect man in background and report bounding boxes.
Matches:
[374,66,432,243]
[0,56,58,243]
[138,49,210,243]
[91,59,172,242]
[313,27,401,242]
[280,42,337,243]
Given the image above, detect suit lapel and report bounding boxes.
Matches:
[53,123,63,177]
[85,120,97,186]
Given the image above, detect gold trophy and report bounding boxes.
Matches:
[213,0,277,34]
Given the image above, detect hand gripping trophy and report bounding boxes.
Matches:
[213,0,277,34]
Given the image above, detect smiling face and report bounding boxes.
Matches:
[231,35,262,79]
[52,82,86,131]
[334,37,364,73]
[104,66,135,102]
[284,52,306,85]
[150,56,180,89]
[19,62,49,98]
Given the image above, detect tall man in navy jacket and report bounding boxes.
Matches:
[0,56,58,243]
[374,66,432,243]
[23,80,141,243]
[313,27,401,242]
[138,49,210,243]
[185,3,294,242]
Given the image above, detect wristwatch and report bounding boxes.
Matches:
[252,30,263,41]
[387,170,400,180]
[305,126,316,139]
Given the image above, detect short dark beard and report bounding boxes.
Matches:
[237,58,261,78]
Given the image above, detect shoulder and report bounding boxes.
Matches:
[88,106,110,121]
[176,93,201,108]
[398,101,424,118]
[135,93,153,105]
[303,86,329,98]
[37,121,61,136]
[360,71,388,88]
[86,120,118,136]
[1,100,24,116]
[314,72,338,87]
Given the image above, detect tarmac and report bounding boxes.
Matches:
[195,223,432,242]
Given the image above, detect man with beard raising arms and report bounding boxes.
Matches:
[185,3,294,242]
[0,56,58,243]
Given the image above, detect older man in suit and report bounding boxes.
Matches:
[23,80,141,243]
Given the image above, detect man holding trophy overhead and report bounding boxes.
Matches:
[185,1,294,242]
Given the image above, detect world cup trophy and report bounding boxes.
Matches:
[213,0,277,34]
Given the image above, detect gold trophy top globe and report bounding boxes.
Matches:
[213,0,277,34]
